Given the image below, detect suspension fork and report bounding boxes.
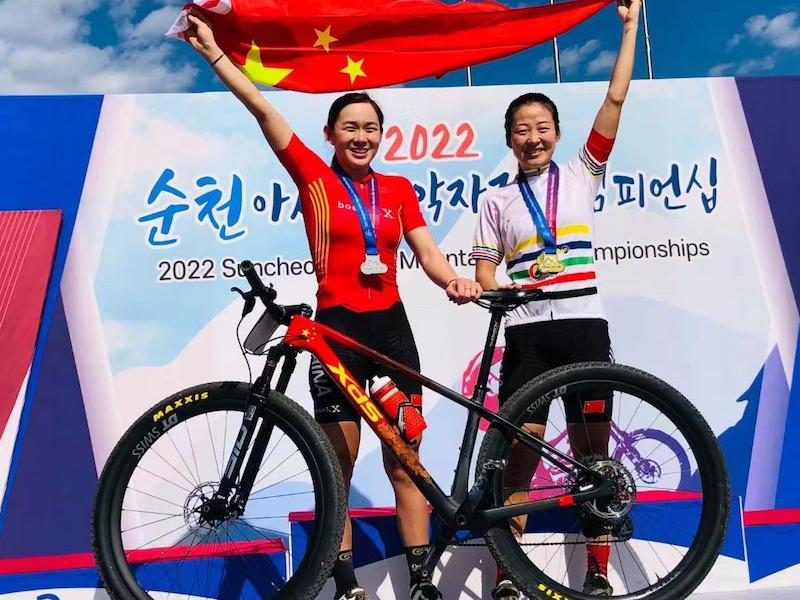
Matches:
[217,344,299,510]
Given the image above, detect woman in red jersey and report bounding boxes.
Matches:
[187,10,480,600]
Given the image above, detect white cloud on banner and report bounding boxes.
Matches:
[0,0,195,93]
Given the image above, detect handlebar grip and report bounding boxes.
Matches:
[240,260,277,302]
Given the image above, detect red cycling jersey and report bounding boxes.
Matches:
[276,135,426,312]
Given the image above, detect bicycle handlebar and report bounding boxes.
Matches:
[240,260,277,304]
[238,261,313,325]
[239,260,541,320]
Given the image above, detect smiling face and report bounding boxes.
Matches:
[324,102,382,180]
[509,102,561,172]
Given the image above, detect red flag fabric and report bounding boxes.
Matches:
[169,0,614,93]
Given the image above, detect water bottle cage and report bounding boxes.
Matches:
[393,401,414,426]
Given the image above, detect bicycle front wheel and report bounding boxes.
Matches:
[477,362,729,600]
[93,382,345,600]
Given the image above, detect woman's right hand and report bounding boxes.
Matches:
[182,7,293,151]
[186,10,221,62]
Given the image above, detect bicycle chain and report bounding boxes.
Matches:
[452,537,628,547]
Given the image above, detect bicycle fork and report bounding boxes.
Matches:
[214,344,298,516]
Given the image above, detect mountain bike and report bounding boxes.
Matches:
[92,260,730,599]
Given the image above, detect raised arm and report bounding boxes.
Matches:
[591,0,641,139]
[186,9,293,151]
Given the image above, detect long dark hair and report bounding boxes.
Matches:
[326,92,385,130]
[504,92,560,147]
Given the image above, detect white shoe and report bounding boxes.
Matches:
[492,579,521,599]
[336,587,369,600]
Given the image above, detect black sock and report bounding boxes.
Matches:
[405,544,430,585]
[333,550,358,596]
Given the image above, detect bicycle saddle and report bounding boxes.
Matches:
[477,288,543,311]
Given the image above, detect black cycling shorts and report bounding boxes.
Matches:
[499,318,613,425]
[309,302,422,424]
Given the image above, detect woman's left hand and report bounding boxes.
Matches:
[617,0,642,29]
[446,278,483,304]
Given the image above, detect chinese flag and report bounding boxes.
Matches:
[169,0,613,93]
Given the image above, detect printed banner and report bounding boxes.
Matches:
[1,77,799,597]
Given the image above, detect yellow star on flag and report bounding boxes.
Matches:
[340,56,366,84]
[242,42,293,87]
[313,26,338,52]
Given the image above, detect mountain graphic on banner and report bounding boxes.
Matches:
[0,211,61,443]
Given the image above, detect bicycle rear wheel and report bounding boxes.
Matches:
[477,362,729,600]
[93,382,345,600]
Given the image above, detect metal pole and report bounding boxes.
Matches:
[550,0,562,83]
[641,0,654,79]
[462,0,473,86]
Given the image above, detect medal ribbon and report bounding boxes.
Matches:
[517,163,560,255]
[337,172,380,257]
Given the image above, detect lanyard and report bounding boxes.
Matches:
[337,173,380,256]
[517,163,560,254]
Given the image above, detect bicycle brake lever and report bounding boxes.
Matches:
[231,287,257,317]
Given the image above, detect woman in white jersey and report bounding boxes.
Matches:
[472,1,641,597]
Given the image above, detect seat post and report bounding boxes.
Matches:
[472,308,505,406]
[452,305,507,501]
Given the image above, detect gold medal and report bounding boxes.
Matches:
[531,252,565,279]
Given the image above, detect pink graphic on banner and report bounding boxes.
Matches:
[0,210,61,436]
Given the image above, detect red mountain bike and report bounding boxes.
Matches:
[93,260,729,600]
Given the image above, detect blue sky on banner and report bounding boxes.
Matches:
[0,0,798,94]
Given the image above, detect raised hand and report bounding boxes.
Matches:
[186,9,221,61]
[616,0,642,30]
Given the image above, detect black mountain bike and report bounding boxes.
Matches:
[93,261,730,599]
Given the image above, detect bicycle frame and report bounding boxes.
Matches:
[219,303,614,575]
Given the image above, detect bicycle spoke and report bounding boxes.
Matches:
[616,541,632,594]
[126,487,185,509]
[121,513,184,534]
[562,534,580,585]
[205,411,222,482]
[249,467,311,499]
[163,430,200,489]
[229,520,283,594]
[135,465,193,493]
[248,489,315,501]
[183,420,203,486]
[123,508,183,518]
[253,448,303,487]
[483,365,727,600]
[258,429,289,472]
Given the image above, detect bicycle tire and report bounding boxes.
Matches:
[477,362,730,600]
[92,381,346,600]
